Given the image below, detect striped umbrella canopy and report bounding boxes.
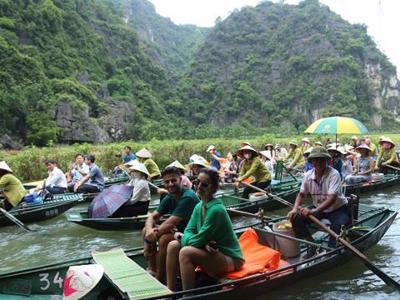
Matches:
[304,116,368,135]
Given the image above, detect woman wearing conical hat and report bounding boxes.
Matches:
[234,145,271,199]
[0,161,27,211]
[136,148,161,180]
[112,160,151,217]
[376,137,399,174]
[285,141,305,171]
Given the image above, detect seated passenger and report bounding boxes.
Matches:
[66,154,89,192]
[73,154,105,194]
[142,167,200,284]
[111,161,150,217]
[0,161,27,210]
[166,168,244,291]
[287,147,350,258]
[345,144,374,185]
[36,160,67,194]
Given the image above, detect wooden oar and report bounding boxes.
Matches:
[241,181,400,291]
[0,208,37,232]
[384,164,400,172]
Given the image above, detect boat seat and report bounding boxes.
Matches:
[92,248,171,300]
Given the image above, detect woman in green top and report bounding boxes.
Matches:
[234,145,271,199]
[0,161,27,211]
[135,148,161,179]
[166,168,244,291]
[376,137,399,173]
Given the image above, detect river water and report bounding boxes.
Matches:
[0,188,399,299]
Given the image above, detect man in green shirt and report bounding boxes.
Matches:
[375,137,399,173]
[142,166,200,284]
[166,168,244,291]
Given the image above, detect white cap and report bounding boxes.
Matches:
[206,145,216,152]
[0,161,13,173]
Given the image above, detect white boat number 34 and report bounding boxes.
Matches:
[39,272,64,290]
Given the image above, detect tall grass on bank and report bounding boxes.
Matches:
[1,134,396,182]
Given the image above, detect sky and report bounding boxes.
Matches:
[148,0,400,77]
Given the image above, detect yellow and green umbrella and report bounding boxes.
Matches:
[305,116,368,135]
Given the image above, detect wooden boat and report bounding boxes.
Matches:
[65,186,300,231]
[0,204,395,299]
[22,174,130,190]
[344,173,400,195]
[0,193,83,227]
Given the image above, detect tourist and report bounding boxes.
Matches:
[260,150,274,173]
[234,145,271,199]
[275,144,288,160]
[206,145,222,171]
[36,160,67,194]
[66,154,89,192]
[345,144,374,185]
[327,145,346,179]
[165,168,244,291]
[111,161,150,217]
[136,148,161,179]
[142,167,200,283]
[73,155,104,193]
[0,161,27,210]
[288,147,350,258]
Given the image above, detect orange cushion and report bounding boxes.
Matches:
[226,228,281,279]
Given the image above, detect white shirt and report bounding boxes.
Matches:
[45,167,68,189]
[300,166,347,213]
[126,177,150,205]
[71,163,90,181]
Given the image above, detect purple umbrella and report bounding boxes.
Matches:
[88,184,134,218]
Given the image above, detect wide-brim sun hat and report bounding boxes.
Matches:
[301,138,310,144]
[308,147,331,160]
[0,161,13,173]
[63,264,104,300]
[189,159,208,168]
[327,145,346,155]
[264,143,274,150]
[240,141,252,147]
[289,140,298,147]
[379,137,395,147]
[135,148,152,158]
[167,160,186,172]
[356,144,371,152]
[314,141,323,146]
[303,147,314,157]
[259,151,272,160]
[237,145,258,157]
[127,160,150,177]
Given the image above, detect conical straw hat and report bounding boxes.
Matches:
[128,160,150,177]
[63,264,104,300]
[0,161,13,173]
[167,160,186,172]
[136,148,152,158]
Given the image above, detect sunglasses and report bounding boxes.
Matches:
[198,181,210,188]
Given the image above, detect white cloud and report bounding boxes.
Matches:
[148,0,400,75]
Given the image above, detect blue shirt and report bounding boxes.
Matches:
[211,151,222,170]
[123,153,136,163]
[87,164,105,191]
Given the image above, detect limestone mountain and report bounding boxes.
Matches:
[114,0,209,75]
[177,0,400,132]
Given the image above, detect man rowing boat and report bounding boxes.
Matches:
[287,147,350,258]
